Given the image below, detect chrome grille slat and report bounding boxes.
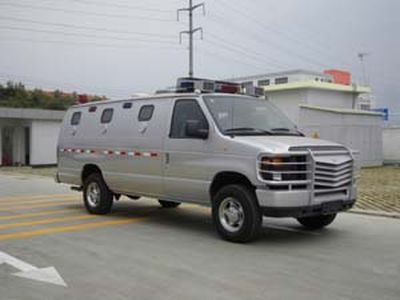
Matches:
[315,180,352,188]
[315,168,352,177]
[315,173,352,182]
[315,162,353,172]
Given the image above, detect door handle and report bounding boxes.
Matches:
[165,152,170,164]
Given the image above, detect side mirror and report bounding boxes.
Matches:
[185,120,209,139]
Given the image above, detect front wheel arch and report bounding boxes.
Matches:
[209,171,255,200]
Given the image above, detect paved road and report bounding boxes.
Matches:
[0,174,399,300]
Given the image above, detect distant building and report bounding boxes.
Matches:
[0,108,65,166]
[229,69,382,166]
[229,69,373,118]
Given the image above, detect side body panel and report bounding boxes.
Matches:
[57,98,171,198]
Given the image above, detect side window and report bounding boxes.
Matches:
[70,111,82,126]
[138,105,154,122]
[123,102,132,109]
[101,108,113,124]
[170,99,208,139]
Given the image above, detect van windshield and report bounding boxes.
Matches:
[203,95,300,136]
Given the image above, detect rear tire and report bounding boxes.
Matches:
[158,200,181,208]
[83,173,113,214]
[212,184,262,243]
[297,213,337,230]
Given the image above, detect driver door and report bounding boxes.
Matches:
[163,98,210,203]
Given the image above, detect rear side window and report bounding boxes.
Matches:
[70,112,82,125]
[138,105,154,122]
[123,102,132,109]
[101,108,114,124]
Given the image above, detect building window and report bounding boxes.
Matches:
[241,81,253,89]
[70,112,82,126]
[138,105,154,122]
[275,77,288,85]
[257,79,270,86]
[101,108,114,124]
[170,99,208,139]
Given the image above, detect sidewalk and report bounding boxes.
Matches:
[355,166,400,214]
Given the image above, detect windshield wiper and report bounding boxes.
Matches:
[224,127,273,136]
[270,127,302,136]
[270,127,291,131]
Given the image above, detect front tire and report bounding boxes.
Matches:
[83,173,113,214]
[212,184,262,243]
[158,200,181,208]
[297,213,337,230]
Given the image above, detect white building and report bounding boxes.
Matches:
[230,69,383,166]
[0,108,65,166]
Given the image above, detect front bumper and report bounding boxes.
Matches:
[256,187,356,218]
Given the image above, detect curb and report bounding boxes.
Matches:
[347,209,400,219]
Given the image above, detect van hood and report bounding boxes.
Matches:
[232,136,344,153]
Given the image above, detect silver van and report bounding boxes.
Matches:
[56,83,357,242]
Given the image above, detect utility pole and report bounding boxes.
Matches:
[178,0,205,78]
[357,52,370,86]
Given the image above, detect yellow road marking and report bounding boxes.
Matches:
[0,193,76,202]
[0,214,98,230]
[0,195,78,207]
[0,218,145,241]
[0,209,79,221]
[0,200,79,212]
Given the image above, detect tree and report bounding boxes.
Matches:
[0,81,104,110]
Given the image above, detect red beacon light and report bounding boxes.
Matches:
[175,77,263,97]
[216,83,241,94]
[176,77,241,94]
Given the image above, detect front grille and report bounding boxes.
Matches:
[289,146,354,198]
[258,146,354,197]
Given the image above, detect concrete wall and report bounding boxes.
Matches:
[267,89,357,125]
[306,89,355,109]
[30,120,61,166]
[267,90,308,124]
[299,107,383,167]
[383,127,400,163]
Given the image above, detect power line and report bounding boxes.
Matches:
[200,47,267,72]
[68,0,172,13]
[0,16,177,40]
[205,32,291,69]
[0,2,177,23]
[207,15,329,69]
[214,0,351,69]
[0,35,185,52]
[0,25,181,45]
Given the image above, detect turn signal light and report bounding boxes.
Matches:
[263,157,284,165]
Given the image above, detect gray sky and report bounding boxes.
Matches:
[0,0,399,111]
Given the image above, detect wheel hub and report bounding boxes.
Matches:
[219,197,244,233]
[87,182,100,207]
